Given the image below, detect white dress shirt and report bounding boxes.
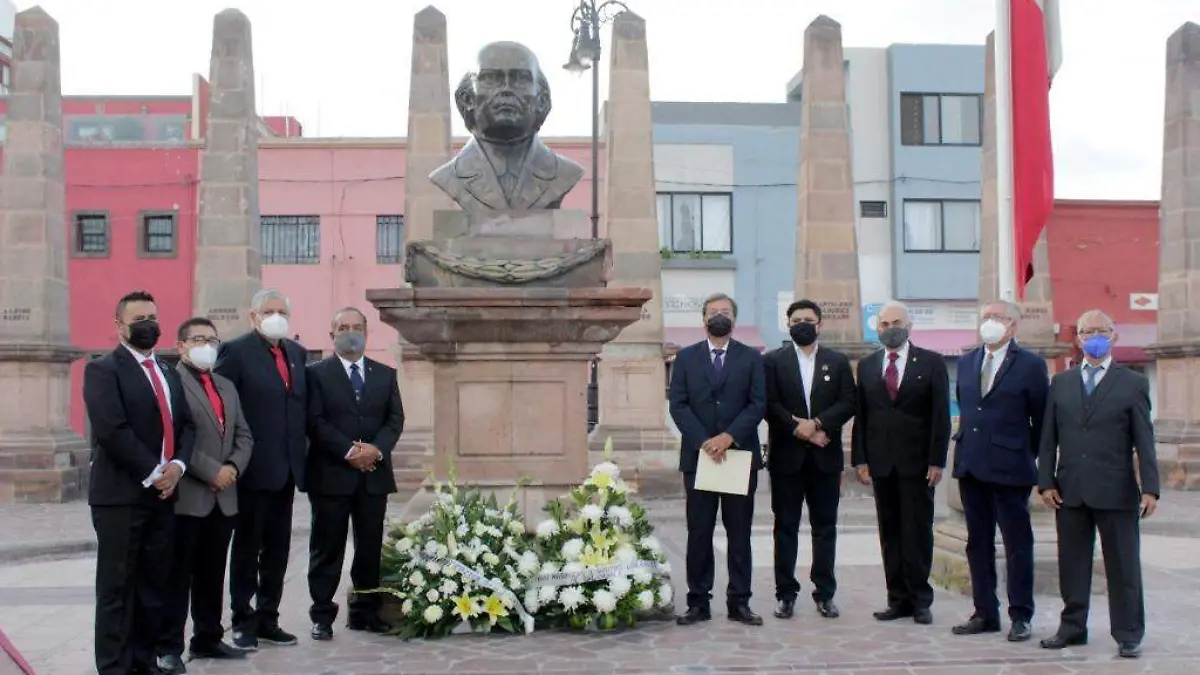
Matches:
[707,339,731,364]
[336,354,376,460]
[1082,356,1112,386]
[882,341,911,385]
[794,343,817,414]
[122,344,187,487]
[980,340,1011,393]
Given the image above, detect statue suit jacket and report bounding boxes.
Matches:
[1037,363,1160,510]
[428,137,585,213]
[173,363,254,518]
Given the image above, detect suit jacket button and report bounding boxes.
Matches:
[977,407,982,411]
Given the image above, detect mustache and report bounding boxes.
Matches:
[483,93,525,110]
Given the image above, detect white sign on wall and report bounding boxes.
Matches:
[776,291,978,332]
[1130,293,1158,311]
[662,269,737,327]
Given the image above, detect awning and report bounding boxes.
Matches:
[909,329,978,357]
[663,326,768,352]
[1112,323,1156,363]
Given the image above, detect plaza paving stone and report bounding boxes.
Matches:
[2,490,1199,674]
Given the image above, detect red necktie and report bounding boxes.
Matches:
[269,345,292,390]
[141,359,176,461]
[884,352,900,402]
[199,372,225,433]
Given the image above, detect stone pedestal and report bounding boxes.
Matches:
[0,8,89,503]
[367,286,651,522]
[591,11,675,486]
[193,9,262,338]
[1147,23,1200,490]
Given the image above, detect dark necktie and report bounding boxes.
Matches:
[884,352,900,401]
[269,345,291,390]
[712,348,725,375]
[349,363,365,401]
[199,372,226,433]
[1084,364,1102,396]
[141,359,175,460]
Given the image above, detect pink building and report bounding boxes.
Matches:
[258,137,603,364]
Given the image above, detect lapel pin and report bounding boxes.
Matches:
[823,374,831,381]
[821,364,829,372]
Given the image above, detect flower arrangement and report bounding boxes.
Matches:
[528,440,674,630]
[372,479,540,639]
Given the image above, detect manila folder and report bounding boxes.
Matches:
[695,448,752,496]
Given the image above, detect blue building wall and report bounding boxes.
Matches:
[651,118,800,348]
[887,44,986,300]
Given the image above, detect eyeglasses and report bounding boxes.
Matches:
[1078,328,1113,337]
[184,336,221,347]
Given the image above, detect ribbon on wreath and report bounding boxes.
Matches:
[531,559,671,588]
[409,552,537,634]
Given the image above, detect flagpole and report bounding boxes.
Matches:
[994,0,1017,302]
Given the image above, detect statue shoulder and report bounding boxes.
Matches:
[555,152,585,183]
[428,157,457,187]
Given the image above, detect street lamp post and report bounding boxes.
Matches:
[564,0,628,433]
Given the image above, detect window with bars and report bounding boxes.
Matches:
[72,212,110,256]
[376,215,405,264]
[138,212,177,257]
[655,192,733,254]
[261,215,321,264]
[900,93,983,146]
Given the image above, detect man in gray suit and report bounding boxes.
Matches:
[158,318,254,672]
[1037,309,1160,659]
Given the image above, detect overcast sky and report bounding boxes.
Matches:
[21,0,1198,201]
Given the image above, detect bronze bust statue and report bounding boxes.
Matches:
[430,41,585,215]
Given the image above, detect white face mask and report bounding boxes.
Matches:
[258,313,290,341]
[979,319,1007,345]
[189,344,218,371]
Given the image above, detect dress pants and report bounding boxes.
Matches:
[1056,504,1145,643]
[230,479,295,632]
[91,498,175,675]
[872,472,936,610]
[160,506,236,656]
[307,489,388,626]
[683,470,758,609]
[770,464,840,602]
[958,474,1035,623]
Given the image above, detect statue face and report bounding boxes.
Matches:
[473,43,540,141]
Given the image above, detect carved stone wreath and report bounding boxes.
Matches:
[405,240,608,284]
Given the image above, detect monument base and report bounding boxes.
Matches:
[0,430,90,503]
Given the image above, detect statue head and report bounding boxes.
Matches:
[455,41,552,144]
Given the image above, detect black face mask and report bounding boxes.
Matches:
[790,322,818,347]
[706,314,733,338]
[126,320,161,350]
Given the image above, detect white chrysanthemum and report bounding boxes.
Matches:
[443,565,458,578]
[473,521,488,537]
[591,461,620,479]
[395,537,414,553]
[485,508,500,519]
[435,543,448,558]
[518,551,540,577]
[401,598,414,614]
[422,605,444,623]
[423,540,438,555]
[561,538,585,560]
[524,589,541,613]
[640,536,661,554]
[536,519,560,539]
[614,545,638,564]
[408,571,426,587]
[454,504,464,516]
[609,575,632,598]
[455,522,469,537]
[540,561,560,575]
[632,570,653,585]
[508,520,525,535]
[607,505,634,527]
[657,584,673,607]
[580,504,604,522]
[612,480,630,494]
[538,585,558,604]
[486,525,503,538]
[464,550,479,564]
[482,552,501,566]
[424,561,442,575]
[559,586,585,610]
[562,562,584,574]
[425,588,440,602]
[593,589,618,613]
[636,590,655,611]
[440,579,458,594]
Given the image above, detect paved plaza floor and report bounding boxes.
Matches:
[2,491,1199,674]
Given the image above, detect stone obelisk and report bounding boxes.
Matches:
[0,7,89,503]
[1147,22,1200,490]
[932,33,1093,597]
[192,9,262,338]
[590,11,676,491]
[393,6,455,489]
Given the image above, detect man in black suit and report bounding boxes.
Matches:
[950,301,1048,642]
[214,288,308,650]
[306,307,405,640]
[851,300,951,625]
[84,290,196,675]
[1037,309,1159,659]
[764,299,856,620]
[669,293,766,627]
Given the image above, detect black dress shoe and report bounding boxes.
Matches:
[873,605,914,621]
[346,617,392,634]
[311,623,333,641]
[727,604,764,626]
[257,624,298,646]
[1118,641,1142,658]
[913,607,933,625]
[814,599,840,619]
[952,616,1001,635]
[1007,620,1032,642]
[1040,632,1088,649]
[675,606,712,625]
[188,641,246,660]
[773,599,795,619]
[155,655,187,675]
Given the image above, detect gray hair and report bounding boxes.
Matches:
[981,300,1022,322]
[251,288,291,312]
[1076,309,1114,332]
[878,300,911,325]
[701,293,739,318]
[331,306,367,329]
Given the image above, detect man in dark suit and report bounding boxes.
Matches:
[214,288,308,650]
[764,299,856,620]
[851,301,951,625]
[1037,309,1159,659]
[84,290,196,675]
[157,318,254,672]
[669,293,766,627]
[306,307,405,640]
[950,301,1049,642]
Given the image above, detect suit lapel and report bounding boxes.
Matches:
[894,348,923,404]
[455,139,509,210]
[115,346,160,412]
[177,364,220,431]
[715,341,738,388]
[1084,364,1119,421]
[512,141,554,209]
